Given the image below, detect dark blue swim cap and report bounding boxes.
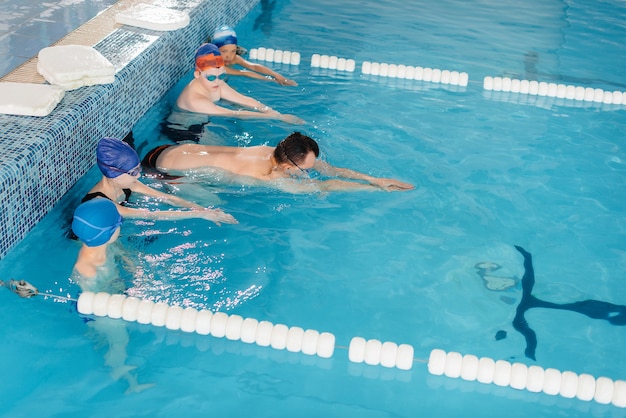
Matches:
[212,26,237,48]
[96,137,140,178]
[72,198,123,247]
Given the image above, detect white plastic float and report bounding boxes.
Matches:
[483,76,626,105]
[165,305,184,331]
[362,61,468,86]
[114,3,190,31]
[239,317,258,343]
[78,291,336,359]
[78,292,626,408]
[428,348,626,408]
[150,301,169,327]
[310,54,356,72]
[0,82,65,117]
[37,45,115,90]
[348,336,414,370]
[249,47,301,65]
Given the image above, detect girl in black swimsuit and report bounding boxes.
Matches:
[81,137,237,225]
[82,189,131,203]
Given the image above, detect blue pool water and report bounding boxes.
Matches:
[1,0,626,416]
[0,0,119,75]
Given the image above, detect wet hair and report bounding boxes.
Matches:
[273,132,319,166]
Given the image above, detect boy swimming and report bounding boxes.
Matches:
[211,26,297,86]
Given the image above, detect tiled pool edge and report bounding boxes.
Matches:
[0,0,260,259]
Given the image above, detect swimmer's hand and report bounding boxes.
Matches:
[276,77,298,87]
[198,208,238,226]
[370,178,415,191]
[260,108,304,124]
[278,114,306,125]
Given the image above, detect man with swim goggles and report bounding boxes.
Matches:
[142,132,415,193]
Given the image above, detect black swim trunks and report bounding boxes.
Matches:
[141,145,172,169]
[141,145,182,180]
[161,122,206,144]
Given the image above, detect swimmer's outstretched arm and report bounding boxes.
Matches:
[273,179,401,194]
[116,205,237,226]
[314,161,414,191]
[193,95,303,124]
[179,83,303,124]
[218,83,304,124]
[120,183,237,225]
[316,179,381,192]
[131,181,204,209]
[224,66,266,80]
[233,56,298,86]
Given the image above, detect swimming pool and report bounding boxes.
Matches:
[1,0,626,416]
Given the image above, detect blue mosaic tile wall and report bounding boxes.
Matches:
[0,0,260,259]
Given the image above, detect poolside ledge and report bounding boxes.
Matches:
[0,0,259,258]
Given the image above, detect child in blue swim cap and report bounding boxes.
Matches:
[72,197,123,248]
[71,198,124,291]
[96,136,141,179]
[84,137,237,226]
[211,25,297,86]
[71,197,155,392]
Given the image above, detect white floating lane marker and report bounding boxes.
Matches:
[483,76,626,106]
[249,47,302,65]
[427,348,626,408]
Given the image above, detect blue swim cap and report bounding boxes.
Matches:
[72,198,123,247]
[212,26,238,48]
[96,137,140,178]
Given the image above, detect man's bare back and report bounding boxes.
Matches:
[156,144,281,180]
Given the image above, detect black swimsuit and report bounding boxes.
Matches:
[81,189,132,204]
[161,103,210,144]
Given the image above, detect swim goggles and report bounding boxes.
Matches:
[101,163,142,177]
[286,155,310,176]
[203,73,228,82]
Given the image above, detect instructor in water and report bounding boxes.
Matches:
[142,132,414,193]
